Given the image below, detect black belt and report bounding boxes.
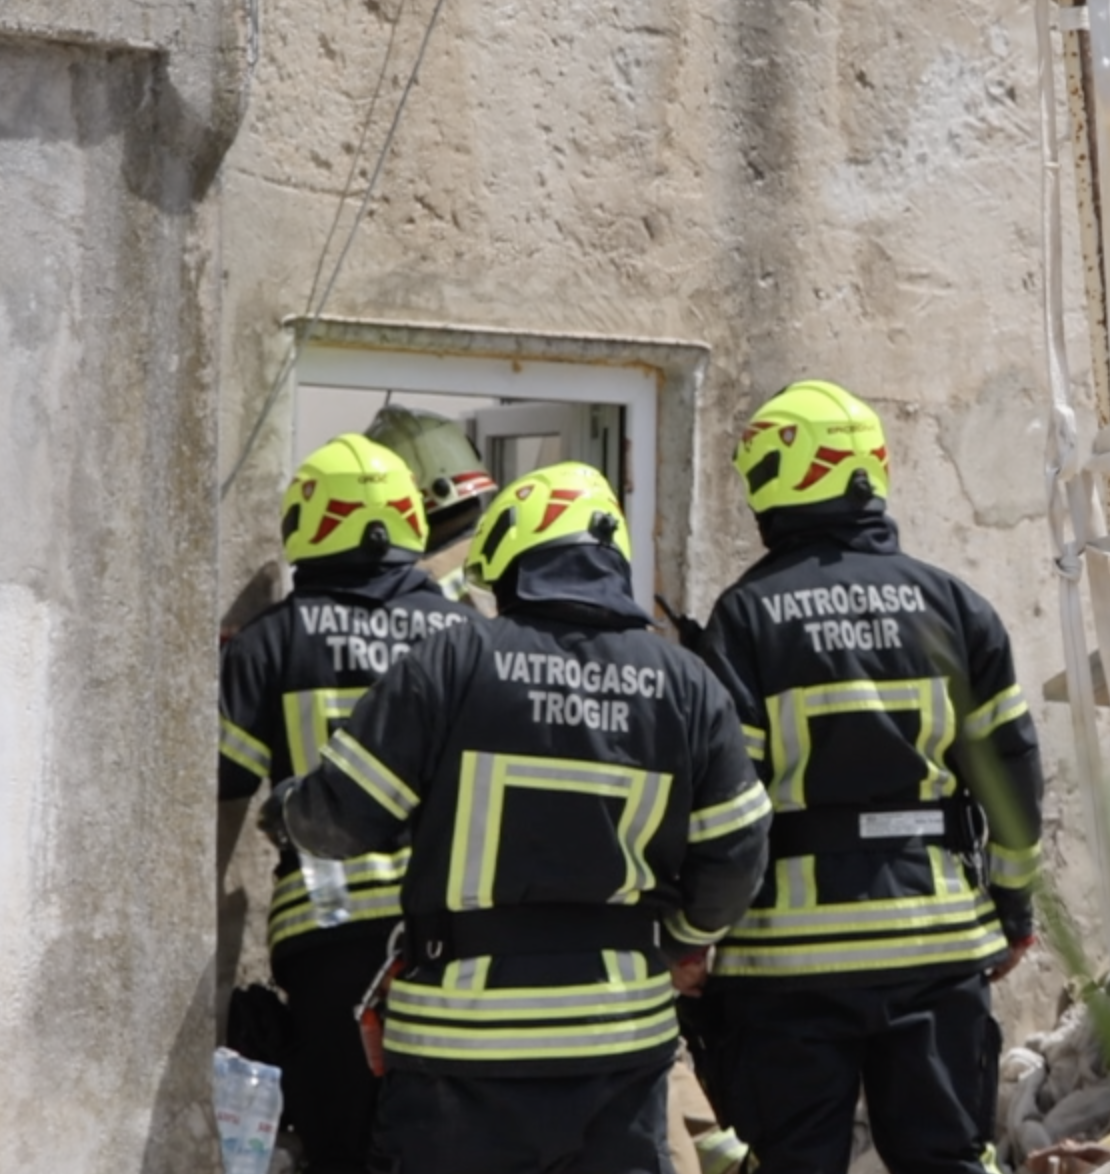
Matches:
[769,797,982,858]
[405,904,661,965]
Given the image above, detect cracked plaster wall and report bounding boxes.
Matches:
[0,2,245,1171]
[216,0,1109,1046]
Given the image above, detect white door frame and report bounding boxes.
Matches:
[285,318,712,616]
[295,344,658,605]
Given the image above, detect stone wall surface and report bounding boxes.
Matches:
[0,2,244,1171]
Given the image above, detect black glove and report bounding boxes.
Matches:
[654,594,705,651]
[258,777,299,850]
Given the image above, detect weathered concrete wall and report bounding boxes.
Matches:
[214,0,1102,1045]
[0,4,246,1170]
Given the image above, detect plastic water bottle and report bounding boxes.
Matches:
[233,1061,283,1174]
[298,850,351,928]
[213,1048,247,1171]
[213,1047,284,1174]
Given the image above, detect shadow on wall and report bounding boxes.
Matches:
[0,27,245,214]
[220,561,284,644]
[140,957,220,1174]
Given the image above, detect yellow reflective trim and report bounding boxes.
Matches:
[665,909,726,946]
[965,684,1028,741]
[267,884,402,949]
[734,890,999,937]
[271,848,410,906]
[444,955,491,992]
[390,973,673,1021]
[928,844,970,896]
[281,686,367,774]
[602,949,646,984]
[447,753,483,910]
[345,848,412,886]
[981,1143,1003,1174]
[322,730,419,820]
[741,723,766,762]
[715,925,1008,977]
[446,751,673,911]
[774,855,817,910]
[385,1006,677,1061]
[916,677,956,801]
[689,785,773,844]
[765,678,958,812]
[768,691,807,811]
[614,769,671,904]
[988,840,1041,888]
[805,680,922,714]
[697,1127,748,1174]
[219,716,271,778]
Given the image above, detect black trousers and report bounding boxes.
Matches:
[274,933,392,1174]
[369,1061,676,1174]
[715,971,1002,1174]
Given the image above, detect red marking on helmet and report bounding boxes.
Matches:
[793,448,853,491]
[312,517,340,543]
[308,499,361,544]
[302,480,317,501]
[536,488,585,533]
[741,420,775,449]
[388,496,424,538]
[872,446,888,469]
[453,471,497,493]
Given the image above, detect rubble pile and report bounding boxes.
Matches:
[998,996,1110,1173]
[843,995,1110,1174]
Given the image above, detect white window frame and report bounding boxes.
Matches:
[285,318,711,613]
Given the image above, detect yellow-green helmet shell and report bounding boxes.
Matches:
[733,380,890,513]
[281,434,428,563]
[464,462,630,588]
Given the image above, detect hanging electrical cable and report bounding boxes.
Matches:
[303,0,409,316]
[220,0,448,501]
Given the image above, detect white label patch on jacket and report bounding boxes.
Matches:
[859,810,945,838]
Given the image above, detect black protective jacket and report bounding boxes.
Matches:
[218,563,474,964]
[284,592,772,1076]
[700,511,1044,989]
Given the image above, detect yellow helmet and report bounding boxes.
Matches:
[281,434,428,564]
[464,462,630,588]
[733,380,890,514]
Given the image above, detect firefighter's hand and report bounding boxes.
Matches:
[258,777,298,850]
[669,950,710,998]
[989,935,1035,983]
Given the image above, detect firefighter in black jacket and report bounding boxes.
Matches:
[699,381,1044,1174]
[265,460,773,1174]
[218,433,474,1174]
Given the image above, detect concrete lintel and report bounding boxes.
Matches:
[0,21,163,56]
[282,314,711,378]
